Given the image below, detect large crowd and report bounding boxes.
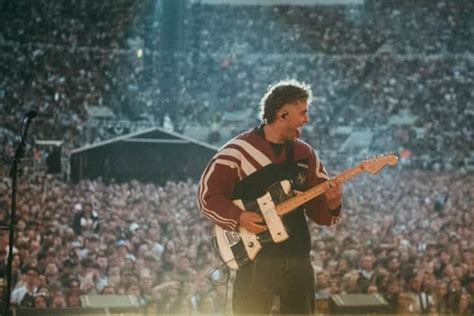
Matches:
[0,166,472,314]
[193,1,474,55]
[0,0,473,314]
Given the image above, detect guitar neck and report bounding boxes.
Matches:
[276,164,365,216]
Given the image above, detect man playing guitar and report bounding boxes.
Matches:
[198,79,342,315]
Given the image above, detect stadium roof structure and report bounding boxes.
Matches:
[70,127,217,184]
[85,105,116,119]
[35,140,63,147]
[197,0,363,5]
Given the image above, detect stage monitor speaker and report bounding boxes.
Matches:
[80,295,140,308]
[330,294,389,314]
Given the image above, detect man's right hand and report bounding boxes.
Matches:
[239,212,267,234]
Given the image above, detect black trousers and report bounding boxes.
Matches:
[232,256,315,315]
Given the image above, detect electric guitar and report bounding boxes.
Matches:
[214,154,398,270]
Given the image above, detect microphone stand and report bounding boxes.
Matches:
[2,113,35,316]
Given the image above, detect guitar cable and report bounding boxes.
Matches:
[208,235,233,313]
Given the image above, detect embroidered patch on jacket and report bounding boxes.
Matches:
[295,172,307,187]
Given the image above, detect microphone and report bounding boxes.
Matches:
[20,110,38,141]
[25,110,38,119]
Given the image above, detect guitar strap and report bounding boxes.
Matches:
[285,140,294,165]
[285,140,299,189]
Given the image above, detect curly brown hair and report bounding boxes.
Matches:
[260,79,312,123]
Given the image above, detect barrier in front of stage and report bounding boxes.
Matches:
[13,307,144,316]
[12,295,144,316]
[330,293,390,314]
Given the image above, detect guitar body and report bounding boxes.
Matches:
[215,180,294,270]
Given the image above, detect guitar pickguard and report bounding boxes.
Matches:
[242,180,294,243]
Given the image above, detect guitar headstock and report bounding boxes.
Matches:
[361,154,398,174]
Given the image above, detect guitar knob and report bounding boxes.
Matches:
[248,242,254,248]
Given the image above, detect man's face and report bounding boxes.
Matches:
[410,276,422,292]
[388,258,400,271]
[387,280,400,294]
[45,263,58,276]
[26,269,38,285]
[0,251,6,263]
[97,256,108,271]
[436,281,447,296]
[361,256,374,271]
[0,231,8,248]
[280,100,310,141]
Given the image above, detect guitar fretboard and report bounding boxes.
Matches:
[276,164,365,216]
